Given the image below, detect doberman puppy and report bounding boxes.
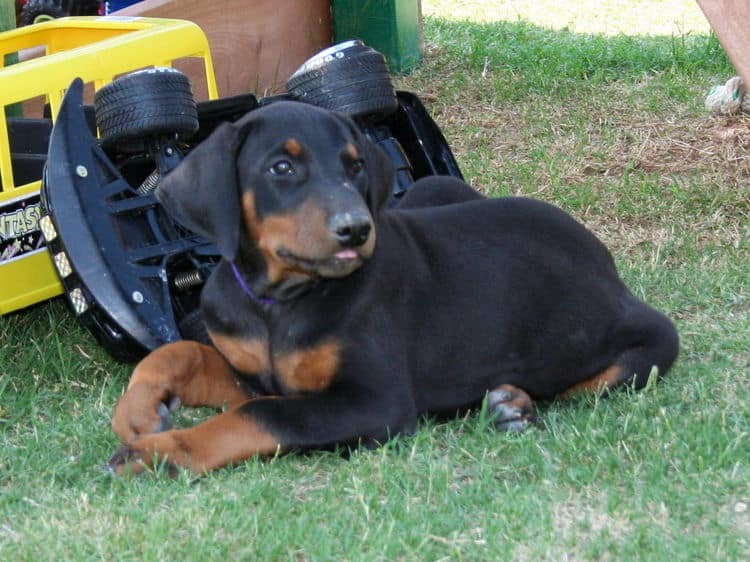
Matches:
[108,101,679,475]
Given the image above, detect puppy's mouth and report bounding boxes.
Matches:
[277,247,366,278]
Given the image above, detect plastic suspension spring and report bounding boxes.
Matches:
[172,270,203,290]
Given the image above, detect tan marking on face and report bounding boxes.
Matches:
[560,365,625,398]
[275,340,341,393]
[358,220,376,259]
[346,142,359,160]
[209,331,270,375]
[242,191,297,283]
[284,138,302,157]
[242,190,259,232]
[242,191,340,284]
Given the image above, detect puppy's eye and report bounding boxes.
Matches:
[269,160,295,176]
[350,158,365,175]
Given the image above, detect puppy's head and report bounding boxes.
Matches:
[156,101,394,283]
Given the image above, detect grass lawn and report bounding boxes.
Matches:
[1,1,748,560]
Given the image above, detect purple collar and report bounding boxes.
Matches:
[230,262,277,306]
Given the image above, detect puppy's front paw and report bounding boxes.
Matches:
[106,436,180,478]
[112,383,181,443]
[106,443,149,477]
[487,385,537,432]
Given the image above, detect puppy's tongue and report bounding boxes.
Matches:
[335,249,358,260]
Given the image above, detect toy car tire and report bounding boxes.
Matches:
[94,67,199,152]
[18,0,67,26]
[286,40,399,118]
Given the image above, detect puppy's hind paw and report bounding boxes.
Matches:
[487,385,536,432]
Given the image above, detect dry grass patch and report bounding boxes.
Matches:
[396,50,749,259]
[594,114,750,180]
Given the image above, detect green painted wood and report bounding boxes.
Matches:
[1,0,22,117]
[331,0,423,74]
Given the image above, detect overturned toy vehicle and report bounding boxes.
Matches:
[41,41,463,361]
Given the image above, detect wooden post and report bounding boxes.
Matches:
[331,0,423,74]
[115,0,333,97]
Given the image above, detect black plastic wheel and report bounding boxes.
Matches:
[94,67,198,152]
[286,40,399,118]
[19,0,67,26]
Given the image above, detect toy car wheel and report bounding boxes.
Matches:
[94,67,199,152]
[18,0,66,26]
[286,40,399,118]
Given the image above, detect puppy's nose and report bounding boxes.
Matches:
[329,212,372,248]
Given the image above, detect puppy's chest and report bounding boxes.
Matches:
[208,315,341,395]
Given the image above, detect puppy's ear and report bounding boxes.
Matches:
[156,121,247,261]
[332,112,395,212]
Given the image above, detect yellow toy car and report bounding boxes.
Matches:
[0,16,216,314]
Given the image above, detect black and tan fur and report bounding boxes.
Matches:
[108,101,679,475]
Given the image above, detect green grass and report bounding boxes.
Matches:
[2,2,749,560]
[423,0,711,36]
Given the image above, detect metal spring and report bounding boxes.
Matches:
[173,270,203,291]
[137,171,160,195]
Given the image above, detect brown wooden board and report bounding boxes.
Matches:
[116,0,332,99]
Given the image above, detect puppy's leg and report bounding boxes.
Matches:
[112,341,250,444]
[487,384,536,432]
[108,391,413,476]
[108,406,277,476]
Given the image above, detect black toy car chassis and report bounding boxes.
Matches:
[41,45,463,362]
